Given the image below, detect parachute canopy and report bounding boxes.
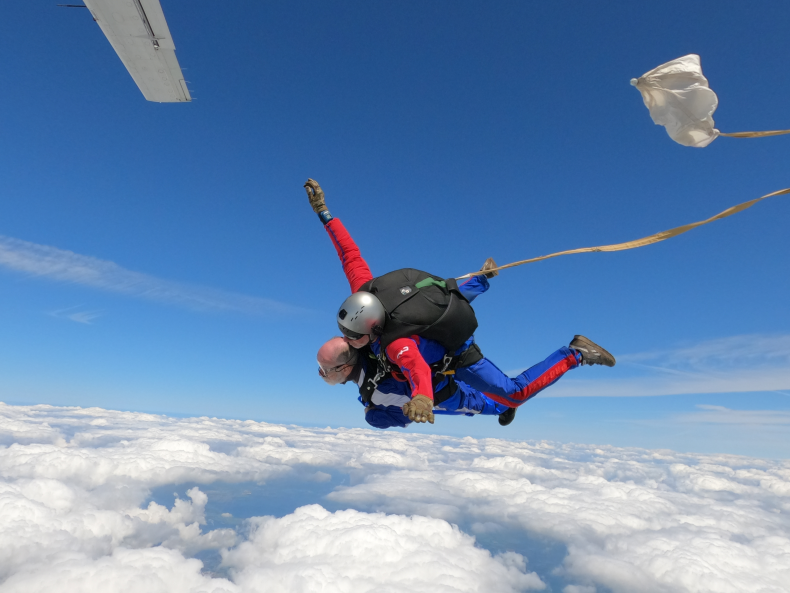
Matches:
[631,54,719,148]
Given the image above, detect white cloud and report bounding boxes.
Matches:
[49,306,104,324]
[327,452,790,592]
[677,405,790,425]
[622,334,790,368]
[542,334,790,397]
[0,476,238,584]
[223,505,544,593]
[0,235,302,316]
[1,401,789,592]
[0,547,240,593]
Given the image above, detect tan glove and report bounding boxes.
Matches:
[480,257,499,278]
[402,394,435,424]
[304,178,327,214]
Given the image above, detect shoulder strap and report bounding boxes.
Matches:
[358,349,390,405]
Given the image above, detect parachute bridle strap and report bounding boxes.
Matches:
[720,130,790,139]
[456,187,790,280]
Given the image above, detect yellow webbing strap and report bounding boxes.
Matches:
[456,187,790,280]
[720,130,790,139]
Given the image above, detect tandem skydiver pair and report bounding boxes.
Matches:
[306,179,615,430]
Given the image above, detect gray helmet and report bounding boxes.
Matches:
[337,291,386,340]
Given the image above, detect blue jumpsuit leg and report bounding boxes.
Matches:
[454,347,582,407]
[434,381,509,415]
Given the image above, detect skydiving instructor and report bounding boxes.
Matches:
[305,178,616,425]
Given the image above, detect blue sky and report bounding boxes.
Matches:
[1,1,789,458]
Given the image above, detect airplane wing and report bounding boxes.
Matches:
[82,0,191,102]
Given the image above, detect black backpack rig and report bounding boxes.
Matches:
[356,268,484,405]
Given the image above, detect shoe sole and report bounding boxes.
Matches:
[571,335,616,367]
[498,407,517,426]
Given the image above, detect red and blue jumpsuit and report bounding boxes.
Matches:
[325,218,581,408]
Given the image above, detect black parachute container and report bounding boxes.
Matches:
[359,268,478,351]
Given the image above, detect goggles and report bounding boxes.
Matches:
[317,361,355,377]
[338,322,366,341]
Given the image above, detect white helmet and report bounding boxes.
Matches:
[337,291,385,340]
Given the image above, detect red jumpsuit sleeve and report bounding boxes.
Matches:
[324,218,374,293]
[385,338,434,401]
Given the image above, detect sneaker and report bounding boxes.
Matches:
[481,257,499,279]
[569,335,616,367]
[498,407,516,426]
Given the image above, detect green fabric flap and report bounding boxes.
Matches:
[414,278,447,290]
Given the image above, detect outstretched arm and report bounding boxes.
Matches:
[325,218,374,293]
[305,179,373,293]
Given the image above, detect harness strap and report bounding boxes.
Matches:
[437,353,455,374]
[433,375,457,405]
[431,343,485,375]
[359,351,390,405]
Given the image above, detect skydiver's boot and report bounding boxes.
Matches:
[569,335,616,367]
[498,407,516,426]
[481,257,499,279]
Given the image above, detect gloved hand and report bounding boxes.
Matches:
[402,394,435,424]
[304,178,327,214]
[480,257,499,279]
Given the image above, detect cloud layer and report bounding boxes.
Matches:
[1,402,789,592]
[0,235,300,316]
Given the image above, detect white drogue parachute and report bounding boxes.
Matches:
[631,54,720,147]
[631,54,790,147]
